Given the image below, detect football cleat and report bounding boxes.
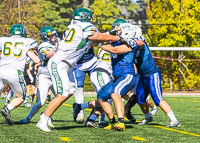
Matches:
[19,117,30,124]
[103,123,115,130]
[24,102,31,108]
[1,106,13,125]
[76,110,84,122]
[166,121,181,127]
[84,120,103,128]
[36,118,51,132]
[73,103,82,121]
[138,116,153,125]
[150,108,159,116]
[114,122,125,131]
[124,111,136,122]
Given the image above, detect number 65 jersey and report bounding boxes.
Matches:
[0,37,37,71]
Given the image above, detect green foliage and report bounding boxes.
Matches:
[89,0,137,32]
[0,0,45,41]
[146,0,200,91]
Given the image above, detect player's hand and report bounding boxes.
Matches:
[109,28,119,35]
[119,35,131,48]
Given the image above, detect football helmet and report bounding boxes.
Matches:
[133,25,142,38]
[112,19,127,29]
[39,26,58,43]
[10,24,27,38]
[73,8,93,22]
[120,23,136,39]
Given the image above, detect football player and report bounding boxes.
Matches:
[0,24,41,125]
[19,26,60,126]
[36,8,127,132]
[132,26,180,127]
[97,23,145,131]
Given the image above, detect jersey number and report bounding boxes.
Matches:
[64,28,76,43]
[3,42,24,57]
[97,49,111,62]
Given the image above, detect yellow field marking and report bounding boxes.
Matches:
[62,103,200,137]
[60,137,71,141]
[197,108,200,110]
[132,136,146,141]
[154,125,200,137]
[62,103,73,107]
[90,98,95,100]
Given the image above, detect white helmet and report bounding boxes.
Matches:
[120,23,136,39]
[133,25,142,38]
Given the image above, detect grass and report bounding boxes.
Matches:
[0,96,200,143]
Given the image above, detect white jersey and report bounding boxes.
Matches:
[50,21,97,67]
[96,48,112,75]
[38,42,57,76]
[0,36,37,71]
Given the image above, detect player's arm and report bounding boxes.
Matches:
[100,44,132,54]
[27,50,41,64]
[46,50,56,59]
[135,40,145,50]
[87,32,120,42]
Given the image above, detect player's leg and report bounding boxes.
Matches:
[73,68,86,122]
[149,72,180,127]
[1,70,26,125]
[20,74,52,123]
[111,74,137,131]
[146,95,158,116]
[124,76,139,122]
[5,88,14,105]
[36,61,74,132]
[137,79,153,125]
[90,70,111,124]
[97,81,117,129]
[47,89,52,102]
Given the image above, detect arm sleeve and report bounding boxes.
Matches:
[83,25,98,40]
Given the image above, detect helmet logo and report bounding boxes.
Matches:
[80,12,92,21]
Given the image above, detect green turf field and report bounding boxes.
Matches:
[0,96,200,143]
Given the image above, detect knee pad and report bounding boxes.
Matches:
[74,69,86,88]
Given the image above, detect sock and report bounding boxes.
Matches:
[41,113,49,120]
[125,94,137,112]
[167,111,178,122]
[88,114,98,121]
[7,104,14,111]
[26,93,29,99]
[152,105,157,110]
[100,112,105,121]
[144,113,151,119]
[109,116,116,123]
[118,118,124,123]
[81,102,89,110]
[27,103,41,120]
[23,98,28,104]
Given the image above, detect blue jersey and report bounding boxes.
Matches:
[111,39,137,78]
[135,42,159,78]
[77,47,95,64]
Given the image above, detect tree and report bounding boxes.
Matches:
[0,0,45,41]
[146,0,200,90]
[89,0,138,32]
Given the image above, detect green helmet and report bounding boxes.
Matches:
[73,8,93,22]
[39,26,58,42]
[10,24,27,38]
[112,19,127,29]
